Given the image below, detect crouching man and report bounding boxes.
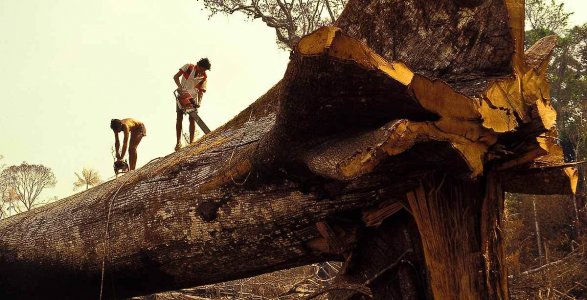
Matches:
[110,118,146,171]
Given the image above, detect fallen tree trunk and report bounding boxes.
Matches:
[0,45,431,299]
[0,0,577,299]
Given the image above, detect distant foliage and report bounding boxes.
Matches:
[0,155,7,219]
[505,194,587,299]
[504,2,587,298]
[525,0,587,162]
[0,162,57,213]
[199,0,346,49]
[73,168,103,191]
[525,0,572,40]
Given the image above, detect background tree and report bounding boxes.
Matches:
[505,193,587,299]
[551,25,587,163]
[525,0,587,229]
[199,0,347,49]
[0,155,6,219]
[1,162,57,212]
[525,0,572,44]
[0,184,8,220]
[525,0,587,224]
[525,0,587,163]
[0,156,18,219]
[0,0,575,297]
[73,168,102,191]
[500,1,587,298]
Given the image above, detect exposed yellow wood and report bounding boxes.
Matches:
[565,167,579,194]
[484,76,527,123]
[302,118,487,180]
[377,62,413,86]
[410,75,480,121]
[301,119,411,180]
[407,178,490,299]
[478,97,518,133]
[484,59,556,135]
[296,21,563,191]
[297,26,414,85]
[482,33,558,137]
[296,26,337,55]
[533,95,557,131]
[377,121,487,177]
[328,33,414,85]
[410,74,498,145]
[297,24,561,184]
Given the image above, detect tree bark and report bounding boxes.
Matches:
[405,173,508,299]
[0,0,576,299]
[328,211,431,300]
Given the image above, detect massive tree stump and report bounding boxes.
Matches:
[0,0,577,299]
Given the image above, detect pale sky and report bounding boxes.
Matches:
[565,0,587,26]
[0,0,290,201]
[0,0,585,202]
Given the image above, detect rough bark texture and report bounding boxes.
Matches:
[405,173,508,299]
[0,0,576,299]
[329,210,431,300]
[336,0,514,89]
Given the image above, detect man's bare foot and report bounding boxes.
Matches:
[174,144,181,151]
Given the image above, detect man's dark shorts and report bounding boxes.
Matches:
[176,99,198,116]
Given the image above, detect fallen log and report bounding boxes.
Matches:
[0,0,576,299]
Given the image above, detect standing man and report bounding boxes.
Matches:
[110,118,146,171]
[173,57,211,151]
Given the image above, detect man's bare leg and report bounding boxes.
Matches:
[129,133,143,171]
[129,148,138,171]
[189,116,196,144]
[175,112,183,151]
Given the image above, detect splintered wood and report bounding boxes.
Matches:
[295,25,572,191]
[0,0,576,299]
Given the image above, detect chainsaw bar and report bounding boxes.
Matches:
[187,110,211,134]
[174,91,211,134]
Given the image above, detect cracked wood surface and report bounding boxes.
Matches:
[0,0,576,299]
[0,84,406,299]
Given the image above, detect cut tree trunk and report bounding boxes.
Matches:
[328,210,431,300]
[0,0,576,299]
[406,173,508,299]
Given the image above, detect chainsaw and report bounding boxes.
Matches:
[174,90,211,134]
[113,159,129,176]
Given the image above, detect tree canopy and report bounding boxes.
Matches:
[525,0,587,162]
[200,0,346,49]
[73,167,102,191]
[0,162,56,212]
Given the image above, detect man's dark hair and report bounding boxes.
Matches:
[110,119,123,132]
[197,58,211,71]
